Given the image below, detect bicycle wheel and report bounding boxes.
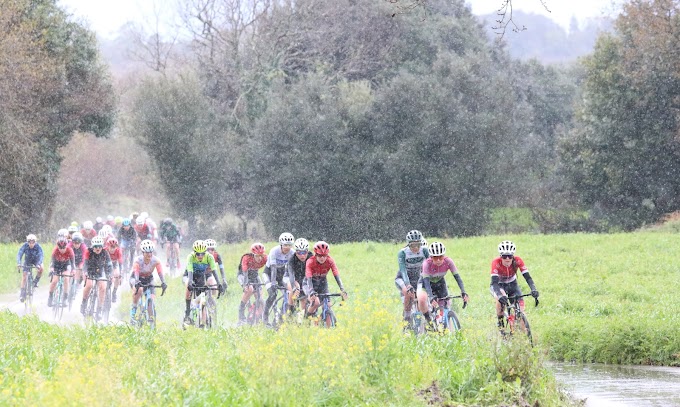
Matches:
[206,295,217,329]
[517,312,533,345]
[444,310,461,333]
[25,273,33,315]
[53,281,64,321]
[266,296,283,328]
[101,283,111,324]
[68,277,76,311]
[148,297,156,330]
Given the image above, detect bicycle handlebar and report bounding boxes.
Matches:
[136,284,166,296]
[506,293,539,307]
[191,284,221,299]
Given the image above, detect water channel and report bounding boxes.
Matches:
[551,363,680,406]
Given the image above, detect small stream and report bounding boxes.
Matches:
[551,363,680,406]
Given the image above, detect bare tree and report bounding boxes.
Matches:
[126,0,179,75]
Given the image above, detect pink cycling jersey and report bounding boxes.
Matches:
[133,255,164,280]
[491,256,528,284]
[421,257,458,282]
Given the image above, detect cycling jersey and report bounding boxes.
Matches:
[50,247,75,272]
[210,250,224,271]
[67,241,87,268]
[133,255,164,281]
[160,223,181,243]
[240,253,267,273]
[186,252,218,276]
[117,226,137,244]
[421,257,458,283]
[305,256,339,278]
[106,247,123,266]
[17,242,44,266]
[134,224,152,240]
[397,245,429,287]
[265,245,294,281]
[287,252,313,288]
[490,256,528,284]
[83,248,113,278]
[80,228,97,245]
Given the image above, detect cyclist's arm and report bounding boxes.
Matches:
[16,244,25,266]
[395,270,406,289]
[397,250,410,287]
[490,275,503,297]
[186,254,195,282]
[285,262,296,290]
[69,249,76,271]
[446,259,466,294]
[154,262,166,284]
[105,252,113,275]
[422,277,434,298]
[216,254,226,284]
[522,271,537,292]
[37,246,44,266]
[333,274,345,292]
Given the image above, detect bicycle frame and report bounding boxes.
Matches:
[313,293,343,328]
[244,282,266,326]
[52,271,70,321]
[429,295,464,334]
[19,265,38,315]
[267,286,290,328]
[85,275,109,324]
[187,284,220,329]
[133,283,165,329]
[501,294,538,345]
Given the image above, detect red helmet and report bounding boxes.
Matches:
[250,243,265,255]
[313,241,330,256]
[107,237,119,247]
[56,237,68,249]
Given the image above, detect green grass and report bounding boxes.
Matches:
[3,231,680,405]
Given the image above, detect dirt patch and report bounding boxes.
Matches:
[417,381,455,407]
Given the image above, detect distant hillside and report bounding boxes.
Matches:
[477,11,613,63]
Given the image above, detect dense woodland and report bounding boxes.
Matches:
[1,0,679,242]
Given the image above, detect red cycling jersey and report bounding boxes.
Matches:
[491,256,528,284]
[241,253,267,272]
[51,247,75,270]
[305,256,339,278]
[81,229,97,240]
[106,247,123,265]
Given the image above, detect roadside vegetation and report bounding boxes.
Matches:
[3,230,679,404]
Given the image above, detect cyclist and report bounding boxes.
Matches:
[117,218,137,274]
[105,237,123,303]
[263,232,295,324]
[128,239,167,325]
[237,243,268,324]
[16,234,44,302]
[68,232,87,295]
[285,238,312,316]
[159,218,182,269]
[183,240,220,324]
[394,230,430,328]
[205,238,227,294]
[80,221,97,247]
[303,241,348,322]
[93,217,104,233]
[47,237,75,307]
[98,227,115,246]
[113,216,123,235]
[416,241,469,326]
[81,236,113,318]
[490,240,539,329]
[67,225,78,242]
[134,217,152,252]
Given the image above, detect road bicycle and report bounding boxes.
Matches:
[131,283,166,329]
[84,274,110,324]
[51,271,70,321]
[184,284,220,329]
[308,292,344,328]
[426,295,465,334]
[244,282,266,326]
[499,293,539,345]
[18,265,38,315]
[265,285,291,329]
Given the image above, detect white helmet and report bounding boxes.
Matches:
[95,216,103,223]
[498,240,516,255]
[429,241,446,256]
[106,215,114,221]
[140,239,155,253]
[98,229,109,238]
[83,221,93,230]
[91,236,104,247]
[406,230,423,243]
[205,238,217,249]
[57,228,69,238]
[101,224,112,234]
[67,225,78,233]
[278,232,294,245]
[294,238,309,252]
[26,234,37,242]
[72,232,83,243]
[139,211,149,219]
[421,238,428,247]
[136,217,145,226]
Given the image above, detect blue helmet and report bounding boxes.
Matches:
[122,218,131,226]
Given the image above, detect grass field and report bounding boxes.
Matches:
[2,231,679,405]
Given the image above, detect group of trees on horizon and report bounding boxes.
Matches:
[1,0,678,243]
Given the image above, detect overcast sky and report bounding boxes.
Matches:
[57,0,622,39]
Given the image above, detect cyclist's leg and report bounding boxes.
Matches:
[130,285,142,322]
[491,284,507,328]
[173,243,180,268]
[33,264,44,287]
[81,275,94,314]
[97,279,107,316]
[111,266,120,302]
[48,269,58,306]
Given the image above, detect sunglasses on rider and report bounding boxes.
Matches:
[296,250,308,256]
[431,255,444,261]
[501,254,514,259]
[195,252,206,257]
